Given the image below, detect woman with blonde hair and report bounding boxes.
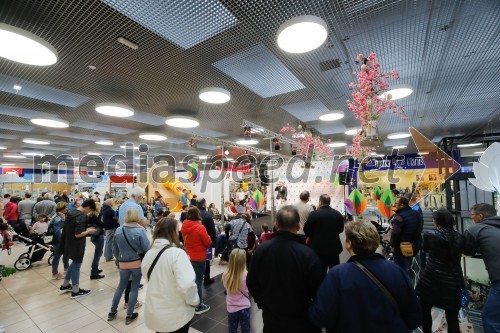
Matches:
[108,208,150,325]
[310,221,422,332]
[223,248,251,333]
[142,218,199,333]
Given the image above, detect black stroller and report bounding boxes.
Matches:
[369,217,393,259]
[13,223,54,271]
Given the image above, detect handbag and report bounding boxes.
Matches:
[43,222,55,245]
[352,261,399,314]
[123,227,145,261]
[400,242,414,257]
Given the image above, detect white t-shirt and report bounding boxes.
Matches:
[32,222,49,235]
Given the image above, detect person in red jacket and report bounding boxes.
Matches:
[181,207,212,315]
[4,196,21,227]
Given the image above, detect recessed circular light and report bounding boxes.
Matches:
[379,84,413,100]
[120,145,140,150]
[344,128,361,136]
[23,138,50,145]
[20,152,44,156]
[96,140,113,146]
[1,163,14,166]
[199,87,231,104]
[277,15,328,53]
[87,152,101,156]
[3,154,26,159]
[0,23,58,66]
[457,143,482,148]
[95,103,134,117]
[319,111,344,121]
[387,132,411,139]
[236,139,259,145]
[0,146,6,150]
[327,142,347,148]
[165,116,199,128]
[139,133,167,141]
[31,118,69,128]
[393,145,407,149]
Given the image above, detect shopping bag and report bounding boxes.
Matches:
[431,308,448,333]
[459,309,474,333]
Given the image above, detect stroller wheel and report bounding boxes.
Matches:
[19,252,30,259]
[48,253,54,265]
[15,258,32,271]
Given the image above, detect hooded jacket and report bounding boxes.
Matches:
[416,228,465,309]
[464,216,500,284]
[181,219,211,261]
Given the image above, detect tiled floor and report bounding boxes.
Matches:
[0,237,263,333]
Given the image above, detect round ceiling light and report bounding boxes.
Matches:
[3,154,26,159]
[87,152,101,156]
[198,155,209,160]
[379,84,413,100]
[23,138,50,145]
[0,146,6,150]
[277,15,328,53]
[139,133,167,141]
[319,110,344,121]
[236,139,259,145]
[31,118,69,128]
[96,140,113,146]
[120,145,140,150]
[165,116,199,128]
[1,163,15,166]
[327,142,347,148]
[344,127,360,136]
[387,132,411,139]
[95,103,134,117]
[0,23,58,66]
[21,152,44,156]
[199,87,231,104]
[393,145,407,149]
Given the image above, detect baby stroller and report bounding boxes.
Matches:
[14,227,54,271]
[369,217,393,259]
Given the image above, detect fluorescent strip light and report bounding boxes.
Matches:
[236,139,259,145]
[457,143,482,148]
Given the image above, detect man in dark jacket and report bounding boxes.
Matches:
[102,199,117,262]
[59,199,97,298]
[463,203,500,332]
[391,196,422,273]
[303,194,345,272]
[197,198,216,286]
[247,205,325,333]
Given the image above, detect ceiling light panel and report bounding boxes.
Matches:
[213,43,305,98]
[165,137,188,144]
[280,99,330,122]
[101,0,238,49]
[0,74,90,107]
[0,133,18,140]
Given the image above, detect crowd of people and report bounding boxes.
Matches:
[1,186,499,333]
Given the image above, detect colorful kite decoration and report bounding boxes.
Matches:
[371,186,382,201]
[250,189,265,211]
[345,188,368,216]
[187,161,200,184]
[377,189,395,218]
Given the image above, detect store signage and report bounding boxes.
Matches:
[363,153,429,171]
[2,167,23,175]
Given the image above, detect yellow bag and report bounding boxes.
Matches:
[400,242,414,257]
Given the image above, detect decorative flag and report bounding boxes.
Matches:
[377,189,395,218]
[187,161,199,184]
[345,189,368,216]
[250,189,264,210]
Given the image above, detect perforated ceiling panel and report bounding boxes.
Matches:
[0,0,498,163]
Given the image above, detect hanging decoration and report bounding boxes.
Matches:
[376,189,395,218]
[187,161,200,184]
[188,137,196,148]
[244,126,252,140]
[346,52,407,160]
[345,188,368,216]
[279,124,332,160]
[273,138,280,150]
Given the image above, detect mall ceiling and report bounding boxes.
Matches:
[0,0,499,166]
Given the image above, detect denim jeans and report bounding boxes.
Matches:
[64,260,82,288]
[393,251,411,273]
[51,240,69,274]
[91,234,104,275]
[110,267,142,317]
[228,308,250,333]
[191,260,206,304]
[104,230,114,261]
[483,282,500,333]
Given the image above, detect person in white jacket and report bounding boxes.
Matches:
[141,217,199,333]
